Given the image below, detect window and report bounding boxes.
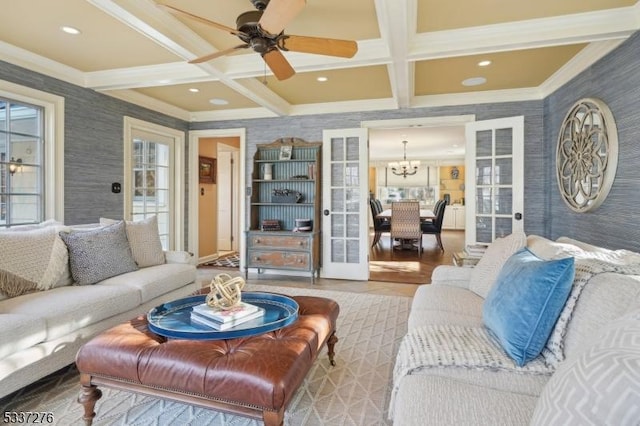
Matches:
[0,99,44,228]
[0,80,64,226]
[124,117,185,251]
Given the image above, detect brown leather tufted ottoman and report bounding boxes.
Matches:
[75,294,339,426]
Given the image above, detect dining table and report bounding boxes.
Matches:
[376,208,436,220]
[374,208,436,249]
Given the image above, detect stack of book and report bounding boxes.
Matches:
[261,219,281,231]
[464,244,488,258]
[191,301,265,331]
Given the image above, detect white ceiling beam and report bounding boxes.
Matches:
[87,0,292,116]
[409,6,638,61]
[375,0,413,108]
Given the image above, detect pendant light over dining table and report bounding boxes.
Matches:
[388,140,420,178]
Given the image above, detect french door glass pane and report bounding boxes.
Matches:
[331,214,344,237]
[495,217,513,238]
[495,128,513,155]
[476,217,493,243]
[476,130,492,156]
[495,188,513,215]
[476,187,492,214]
[331,188,344,212]
[495,158,513,185]
[476,159,492,185]
[331,239,345,262]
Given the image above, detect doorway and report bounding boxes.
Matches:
[362,115,475,284]
[188,129,246,267]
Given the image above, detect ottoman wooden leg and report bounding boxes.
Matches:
[78,374,102,426]
[263,408,285,426]
[327,331,338,366]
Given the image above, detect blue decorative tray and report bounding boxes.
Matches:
[147,292,299,340]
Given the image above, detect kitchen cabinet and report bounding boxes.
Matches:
[443,205,465,230]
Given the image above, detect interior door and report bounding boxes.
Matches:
[217,150,233,251]
[322,128,369,280]
[464,116,524,246]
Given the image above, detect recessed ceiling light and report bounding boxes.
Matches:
[478,60,492,67]
[188,88,199,93]
[209,98,229,105]
[60,26,81,35]
[316,76,328,82]
[462,77,487,87]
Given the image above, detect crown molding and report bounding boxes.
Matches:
[190,107,278,122]
[412,87,544,108]
[0,41,85,87]
[539,39,626,97]
[102,89,191,121]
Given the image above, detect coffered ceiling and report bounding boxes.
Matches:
[0,0,638,125]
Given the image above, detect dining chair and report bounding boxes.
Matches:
[390,201,422,256]
[421,199,447,251]
[370,198,390,247]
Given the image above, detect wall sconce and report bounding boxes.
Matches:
[9,157,22,176]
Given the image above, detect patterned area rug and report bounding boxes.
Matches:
[200,252,240,268]
[0,285,410,425]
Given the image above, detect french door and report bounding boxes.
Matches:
[124,117,185,250]
[464,116,524,246]
[321,128,369,280]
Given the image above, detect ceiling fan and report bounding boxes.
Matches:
[160,0,358,81]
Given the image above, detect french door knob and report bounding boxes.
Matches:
[323,209,330,216]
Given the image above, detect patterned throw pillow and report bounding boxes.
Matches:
[469,231,527,298]
[59,221,138,285]
[531,309,640,425]
[100,216,165,268]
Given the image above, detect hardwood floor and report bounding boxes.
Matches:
[369,229,465,284]
[197,230,464,298]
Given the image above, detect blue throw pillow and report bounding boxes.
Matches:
[483,247,575,366]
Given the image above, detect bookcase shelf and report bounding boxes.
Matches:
[245,138,322,282]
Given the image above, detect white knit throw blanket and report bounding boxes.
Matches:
[542,256,640,366]
[388,325,553,418]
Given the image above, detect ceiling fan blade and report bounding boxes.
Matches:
[259,0,306,35]
[278,35,357,58]
[188,44,249,64]
[263,49,296,80]
[159,4,245,36]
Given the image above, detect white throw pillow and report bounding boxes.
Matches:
[100,216,165,268]
[468,231,527,298]
[0,226,69,297]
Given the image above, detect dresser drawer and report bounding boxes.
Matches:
[248,234,310,250]
[248,250,310,271]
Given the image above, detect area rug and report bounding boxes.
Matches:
[0,285,410,425]
[200,252,240,268]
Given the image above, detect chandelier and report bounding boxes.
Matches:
[388,140,420,178]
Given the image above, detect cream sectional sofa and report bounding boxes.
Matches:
[0,218,198,399]
[391,233,640,425]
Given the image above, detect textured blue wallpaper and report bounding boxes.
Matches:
[544,31,640,251]
[0,61,189,226]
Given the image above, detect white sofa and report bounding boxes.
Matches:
[391,233,640,425]
[0,219,198,399]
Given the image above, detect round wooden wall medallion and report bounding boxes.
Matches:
[556,98,618,213]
